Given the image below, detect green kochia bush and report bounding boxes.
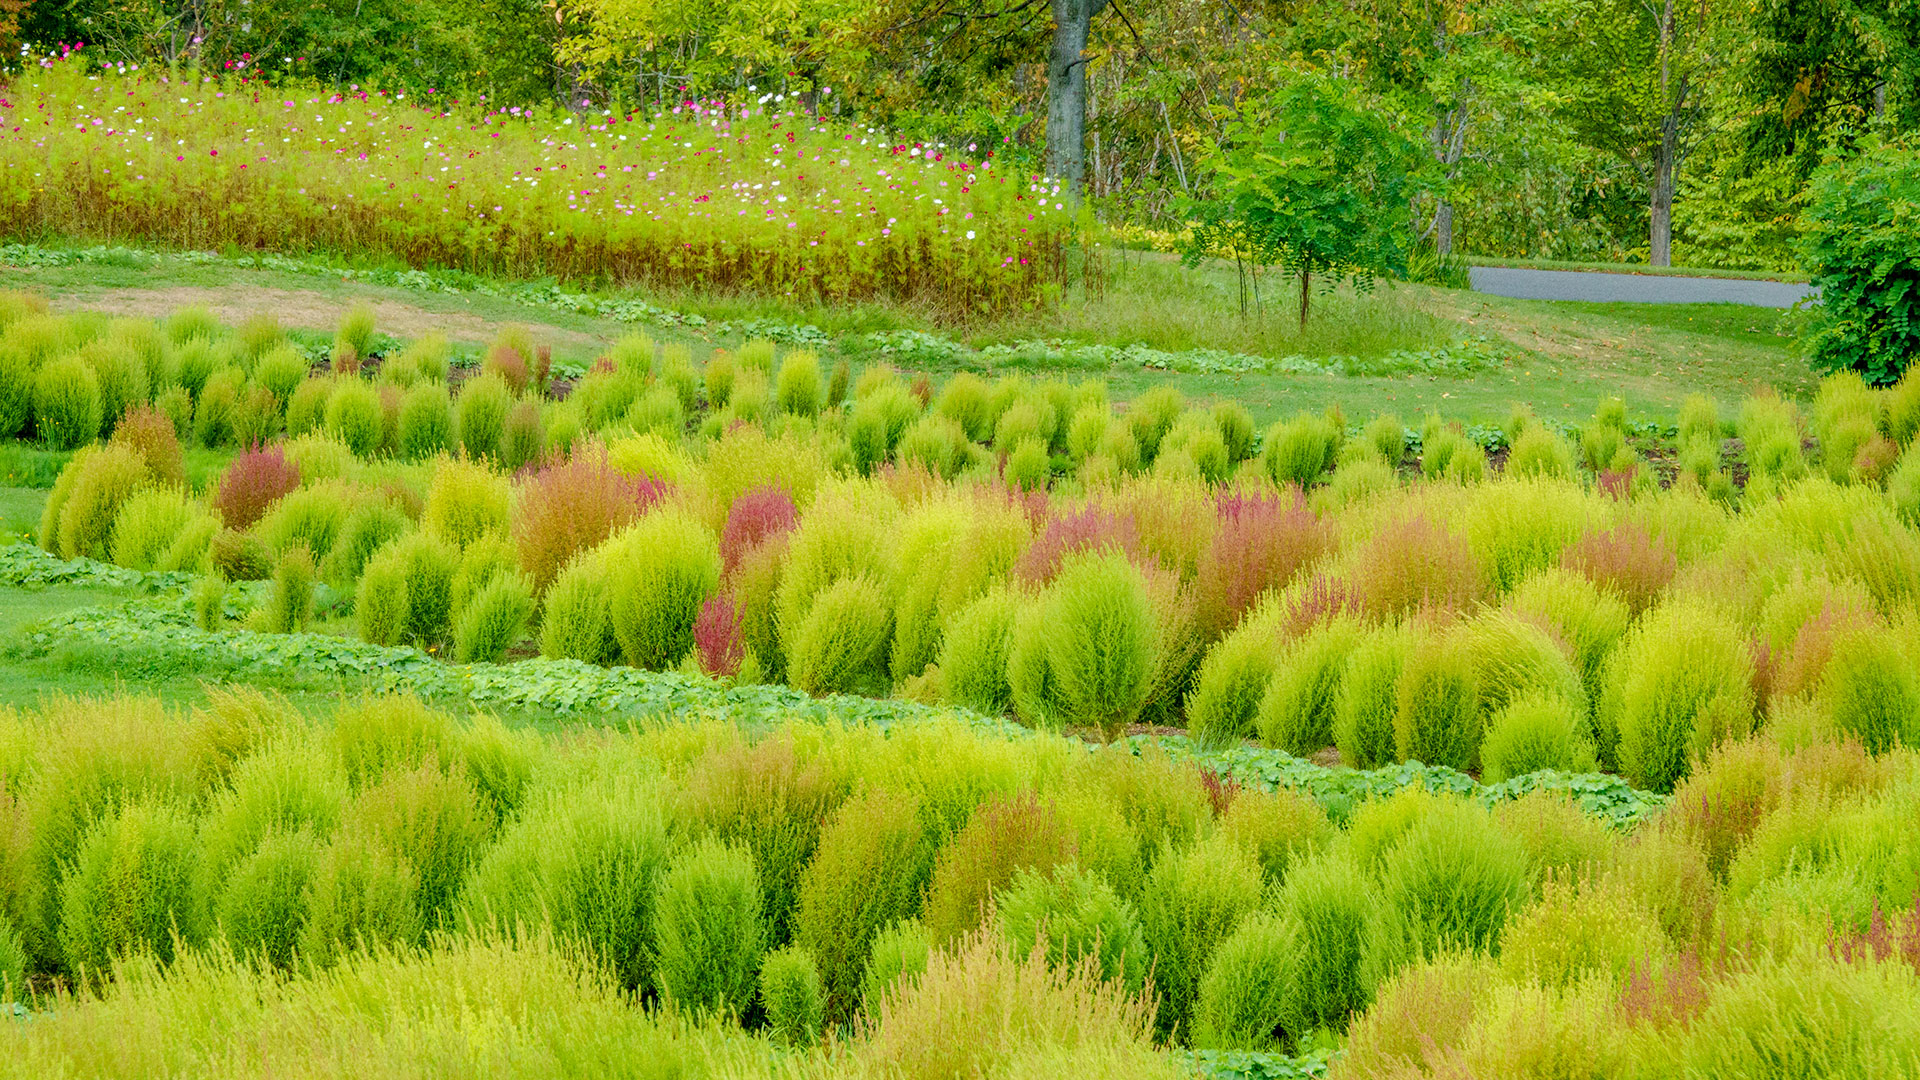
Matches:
[398,383,453,460]
[458,781,669,991]
[1192,911,1295,1050]
[58,799,204,971]
[213,829,322,969]
[607,511,722,670]
[453,570,535,663]
[1606,602,1755,792]
[33,355,103,450]
[1394,633,1482,772]
[787,575,893,696]
[1186,625,1279,749]
[1335,624,1412,768]
[1138,832,1266,1037]
[759,944,826,1047]
[1011,552,1159,740]
[1374,796,1529,965]
[937,586,1018,715]
[995,864,1150,993]
[324,380,383,457]
[793,788,930,1025]
[540,550,622,665]
[456,372,512,460]
[1818,627,1920,755]
[1258,618,1364,754]
[651,839,765,1017]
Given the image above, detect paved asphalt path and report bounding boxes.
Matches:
[1469,266,1818,308]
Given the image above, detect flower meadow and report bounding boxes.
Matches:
[8,292,1920,1076]
[0,61,1076,313]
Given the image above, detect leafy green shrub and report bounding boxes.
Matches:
[355,543,410,646]
[859,919,932,1012]
[322,380,383,457]
[336,761,490,935]
[937,586,1018,715]
[254,344,308,402]
[449,534,518,622]
[626,384,685,440]
[1498,877,1664,989]
[1801,142,1920,384]
[922,793,1076,945]
[33,355,103,450]
[1335,623,1413,768]
[452,569,535,663]
[284,375,331,439]
[1258,618,1364,754]
[793,788,931,1023]
[1192,911,1296,1050]
[455,372,511,460]
[1350,514,1486,620]
[78,340,148,437]
[898,413,970,479]
[934,372,992,441]
[1275,851,1378,1033]
[300,828,423,965]
[1505,424,1576,479]
[1137,833,1266,1036]
[1262,411,1342,487]
[1185,624,1277,749]
[193,571,228,631]
[1606,602,1755,792]
[1220,785,1334,887]
[605,510,722,670]
[362,531,458,647]
[787,574,893,696]
[108,485,192,571]
[458,781,669,989]
[1004,436,1051,491]
[995,865,1150,993]
[422,457,509,549]
[329,695,457,793]
[1818,627,1920,755]
[210,527,272,581]
[1479,694,1596,783]
[759,944,826,1046]
[254,485,349,562]
[320,502,410,588]
[0,915,25,1002]
[397,383,452,460]
[46,443,149,560]
[259,544,316,634]
[1129,386,1184,462]
[1027,553,1159,740]
[500,399,544,471]
[849,384,921,474]
[58,799,203,971]
[213,829,322,968]
[108,401,186,487]
[0,336,36,439]
[775,350,824,417]
[651,838,765,1017]
[1393,633,1483,771]
[540,550,621,664]
[1376,797,1529,963]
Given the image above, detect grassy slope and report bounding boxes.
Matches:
[3,243,1810,429]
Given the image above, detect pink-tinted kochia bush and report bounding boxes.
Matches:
[1196,490,1335,639]
[1015,503,1144,585]
[214,444,301,530]
[720,485,800,578]
[696,593,746,677]
[514,447,667,593]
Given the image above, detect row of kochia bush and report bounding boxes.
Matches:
[20,299,1920,796]
[3,691,1917,1076]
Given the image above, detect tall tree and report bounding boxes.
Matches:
[1044,0,1110,186]
[1537,0,1723,265]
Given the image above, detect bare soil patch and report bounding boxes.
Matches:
[47,284,608,348]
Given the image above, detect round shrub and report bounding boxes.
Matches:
[1129,385,1184,462]
[393,531,460,646]
[501,399,545,471]
[1457,608,1587,719]
[49,443,150,560]
[341,764,493,931]
[1258,618,1365,755]
[1274,851,1378,1033]
[607,510,722,671]
[209,527,272,582]
[254,484,350,562]
[1492,789,1617,885]
[1506,424,1577,478]
[1220,785,1334,887]
[455,372,511,460]
[936,373,994,441]
[1376,797,1530,964]
[254,344,309,402]
[156,509,218,574]
[0,915,25,1002]
[285,376,332,439]
[651,838,765,1017]
[356,543,411,646]
[320,502,410,588]
[196,735,349,906]
[458,781,669,990]
[1498,878,1665,989]
[108,485,193,571]
[787,575,893,696]
[80,339,149,436]
[793,788,931,1024]
[1818,627,1920,755]
[213,444,301,531]
[299,830,423,965]
[1186,626,1279,749]
[1040,553,1160,740]
[860,919,931,1012]
[1138,833,1266,1036]
[849,384,921,474]
[626,384,685,440]
[922,793,1076,945]
[1005,436,1051,491]
[453,569,535,663]
[938,586,1019,715]
[214,829,322,968]
[193,367,245,448]
[1393,633,1483,771]
[898,413,970,479]
[0,340,33,440]
[32,355,102,450]
[450,534,520,623]
[58,799,203,971]
[1334,624,1412,769]
[1479,694,1597,783]
[108,402,186,487]
[775,350,824,418]
[759,945,826,1047]
[1192,912,1295,1049]
[258,544,316,634]
[329,695,458,792]
[540,550,621,664]
[422,457,510,549]
[1262,412,1342,488]
[995,864,1149,993]
[1606,602,1755,793]
[397,382,453,460]
[324,379,383,457]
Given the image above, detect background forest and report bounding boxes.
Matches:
[4,0,1914,274]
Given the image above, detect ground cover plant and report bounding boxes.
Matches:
[0,62,1071,315]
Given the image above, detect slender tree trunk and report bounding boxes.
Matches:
[1046,0,1111,189]
[1299,268,1311,330]
[1650,114,1677,266]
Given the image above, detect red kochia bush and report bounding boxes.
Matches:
[1195,489,1334,640]
[1561,520,1677,615]
[514,446,666,592]
[695,592,746,676]
[719,485,800,578]
[214,444,301,530]
[1014,503,1144,585]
